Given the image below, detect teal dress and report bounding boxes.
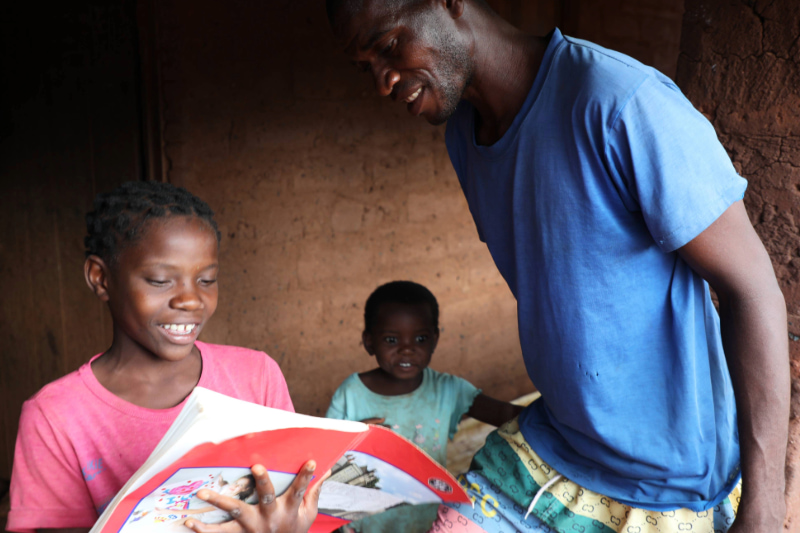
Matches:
[326,368,480,532]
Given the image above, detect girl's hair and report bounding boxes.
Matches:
[235,474,256,501]
[364,280,439,333]
[84,181,221,264]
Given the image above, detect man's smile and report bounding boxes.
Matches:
[404,87,422,103]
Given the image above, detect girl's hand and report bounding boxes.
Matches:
[184,461,329,533]
[359,417,386,425]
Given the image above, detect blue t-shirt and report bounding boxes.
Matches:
[326,368,480,532]
[445,29,745,511]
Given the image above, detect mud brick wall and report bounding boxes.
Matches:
[0,0,712,489]
[677,1,800,528]
[157,0,534,417]
[571,0,685,78]
[155,0,686,419]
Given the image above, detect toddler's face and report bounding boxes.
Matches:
[364,302,439,382]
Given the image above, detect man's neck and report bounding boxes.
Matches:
[460,13,549,146]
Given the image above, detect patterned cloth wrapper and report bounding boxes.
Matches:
[431,419,741,533]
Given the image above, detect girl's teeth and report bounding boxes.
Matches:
[163,324,196,334]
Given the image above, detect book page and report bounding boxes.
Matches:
[92,387,367,532]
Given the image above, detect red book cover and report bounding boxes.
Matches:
[90,388,470,533]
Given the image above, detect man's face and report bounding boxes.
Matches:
[334,0,473,125]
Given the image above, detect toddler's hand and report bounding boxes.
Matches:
[360,417,386,425]
[184,461,329,533]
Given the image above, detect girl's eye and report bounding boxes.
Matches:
[147,279,168,287]
[384,336,398,344]
[199,278,218,286]
[415,335,428,343]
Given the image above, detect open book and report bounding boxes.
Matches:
[90,387,470,533]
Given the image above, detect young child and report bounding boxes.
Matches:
[326,280,524,533]
[7,181,322,533]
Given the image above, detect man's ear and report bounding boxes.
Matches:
[445,0,464,19]
[362,330,376,356]
[85,255,111,302]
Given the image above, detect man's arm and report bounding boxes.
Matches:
[677,200,789,532]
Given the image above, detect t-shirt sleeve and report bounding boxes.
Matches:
[263,355,295,413]
[325,380,349,420]
[605,75,747,252]
[442,374,481,441]
[7,399,98,532]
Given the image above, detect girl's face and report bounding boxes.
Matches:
[229,477,253,496]
[104,216,219,363]
[363,302,439,382]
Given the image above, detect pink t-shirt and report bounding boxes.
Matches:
[7,341,294,532]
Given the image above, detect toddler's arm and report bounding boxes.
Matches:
[466,394,524,427]
[37,529,90,533]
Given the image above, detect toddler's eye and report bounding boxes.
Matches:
[415,335,428,343]
[384,336,398,344]
[199,278,218,286]
[147,279,168,287]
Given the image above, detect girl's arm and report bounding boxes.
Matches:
[38,529,91,533]
[466,393,524,427]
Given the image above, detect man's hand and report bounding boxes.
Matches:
[184,461,330,533]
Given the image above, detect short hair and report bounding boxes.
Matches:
[84,180,221,264]
[326,0,491,28]
[325,0,420,28]
[364,280,439,332]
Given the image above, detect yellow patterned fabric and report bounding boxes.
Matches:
[497,418,741,532]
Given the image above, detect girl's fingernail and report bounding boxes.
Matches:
[252,464,266,476]
[185,520,194,528]
[308,461,316,472]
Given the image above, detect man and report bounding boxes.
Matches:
[327,1,789,533]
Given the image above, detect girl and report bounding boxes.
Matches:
[7,181,322,533]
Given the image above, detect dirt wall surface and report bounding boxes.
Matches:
[156,0,534,417]
[572,0,685,78]
[0,1,138,481]
[153,0,686,420]
[0,0,696,488]
[677,0,800,529]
